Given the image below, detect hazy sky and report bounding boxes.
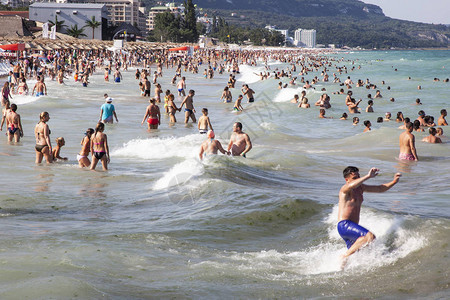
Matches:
[362,0,450,24]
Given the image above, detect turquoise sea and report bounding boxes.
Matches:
[0,49,448,298]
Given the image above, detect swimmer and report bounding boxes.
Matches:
[241,84,255,103]
[113,68,122,83]
[399,122,418,161]
[422,127,442,143]
[199,130,229,160]
[220,86,232,103]
[167,93,180,123]
[90,122,110,171]
[352,117,359,125]
[436,127,444,137]
[177,76,186,97]
[233,95,244,112]
[290,94,299,103]
[363,120,371,132]
[384,112,391,121]
[179,90,196,123]
[340,113,348,120]
[141,98,161,130]
[377,117,383,123]
[365,100,374,113]
[78,128,94,168]
[227,122,252,157]
[34,111,53,164]
[1,82,12,105]
[338,167,401,263]
[198,108,213,134]
[4,103,23,142]
[415,98,422,105]
[438,109,447,126]
[52,137,68,161]
[416,110,426,126]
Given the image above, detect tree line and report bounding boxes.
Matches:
[149,10,285,46]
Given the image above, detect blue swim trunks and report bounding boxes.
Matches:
[178,88,184,92]
[337,220,369,249]
[36,92,44,97]
[115,77,121,83]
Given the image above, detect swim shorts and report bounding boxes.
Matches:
[249,97,254,103]
[178,88,184,92]
[36,92,44,97]
[115,77,121,83]
[399,152,415,161]
[337,220,369,249]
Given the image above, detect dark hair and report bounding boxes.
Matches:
[441,109,447,115]
[343,166,359,178]
[405,122,413,130]
[86,128,94,136]
[418,110,425,116]
[377,117,383,123]
[202,108,208,113]
[429,127,437,136]
[234,122,242,130]
[413,120,421,130]
[368,100,373,105]
[404,117,410,123]
[10,103,17,112]
[364,120,371,126]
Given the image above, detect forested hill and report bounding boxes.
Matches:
[192,0,385,18]
[143,0,450,48]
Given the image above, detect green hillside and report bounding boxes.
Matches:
[143,0,450,48]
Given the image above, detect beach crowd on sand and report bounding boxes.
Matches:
[0,44,448,264]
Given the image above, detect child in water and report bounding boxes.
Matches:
[52,137,68,161]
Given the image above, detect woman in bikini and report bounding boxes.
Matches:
[1,82,12,106]
[167,93,180,123]
[34,111,52,164]
[78,128,94,168]
[17,78,28,95]
[90,122,110,171]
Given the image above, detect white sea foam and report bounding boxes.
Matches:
[153,158,204,190]
[272,86,320,103]
[236,65,264,84]
[111,134,203,160]
[11,94,43,105]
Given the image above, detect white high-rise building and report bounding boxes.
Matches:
[294,29,316,48]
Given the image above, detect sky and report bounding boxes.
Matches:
[362,0,450,24]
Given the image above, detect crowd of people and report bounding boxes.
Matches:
[0,46,447,263]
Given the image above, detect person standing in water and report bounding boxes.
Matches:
[142,98,161,130]
[78,128,94,168]
[227,122,252,157]
[90,122,110,171]
[399,122,419,161]
[199,130,229,160]
[5,103,23,142]
[34,111,52,164]
[338,167,401,262]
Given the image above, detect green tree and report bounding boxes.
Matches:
[48,15,67,32]
[85,16,101,39]
[184,0,198,42]
[66,24,87,38]
[152,11,180,42]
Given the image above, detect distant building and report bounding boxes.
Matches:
[265,25,289,44]
[148,3,184,32]
[41,0,147,36]
[29,2,109,40]
[294,29,316,48]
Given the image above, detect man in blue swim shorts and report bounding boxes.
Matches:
[338,166,401,261]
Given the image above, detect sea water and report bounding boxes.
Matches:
[0,50,448,299]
